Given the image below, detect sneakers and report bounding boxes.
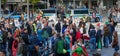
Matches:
[97,49,101,51]
[108,44,111,47]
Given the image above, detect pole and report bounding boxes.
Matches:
[74,0,75,9]
[21,0,23,11]
[88,0,91,10]
[27,0,29,21]
[0,0,1,19]
[47,0,49,9]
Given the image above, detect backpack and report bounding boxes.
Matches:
[56,39,65,54]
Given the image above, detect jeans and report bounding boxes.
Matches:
[90,38,96,51]
[114,45,119,52]
[0,43,2,50]
[103,36,109,47]
[8,49,12,56]
[108,34,113,44]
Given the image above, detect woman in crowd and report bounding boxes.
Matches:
[89,24,96,52]
[96,23,102,51]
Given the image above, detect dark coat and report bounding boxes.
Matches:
[104,26,110,36]
[55,22,61,33]
[21,32,30,45]
[7,37,14,49]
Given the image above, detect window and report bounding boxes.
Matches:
[42,10,56,13]
[74,10,88,14]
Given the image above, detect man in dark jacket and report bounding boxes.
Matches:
[55,20,61,33]
[21,29,30,56]
[7,32,14,56]
[107,22,115,45]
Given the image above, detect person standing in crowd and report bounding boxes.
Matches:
[21,29,29,56]
[29,32,39,56]
[112,31,119,52]
[62,22,68,34]
[76,28,82,41]
[36,27,44,56]
[103,22,110,48]
[26,21,33,36]
[41,22,50,48]
[54,34,66,56]
[96,23,102,51]
[65,32,71,56]
[55,20,61,33]
[1,27,8,50]
[17,37,24,56]
[79,19,86,28]
[89,25,96,52]
[12,36,19,56]
[7,32,14,56]
[79,23,86,44]
[108,21,115,46]
[46,22,52,37]
[37,27,44,44]
[49,32,57,55]
[71,23,76,45]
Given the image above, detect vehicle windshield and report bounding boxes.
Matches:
[74,10,88,14]
[42,10,56,13]
[12,12,21,15]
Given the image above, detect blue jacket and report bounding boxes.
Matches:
[37,29,43,42]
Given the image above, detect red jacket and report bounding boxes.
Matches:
[12,40,18,56]
[76,31,82,41]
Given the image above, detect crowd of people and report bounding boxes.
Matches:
[0,13,119,56]
[108,7,120,22]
